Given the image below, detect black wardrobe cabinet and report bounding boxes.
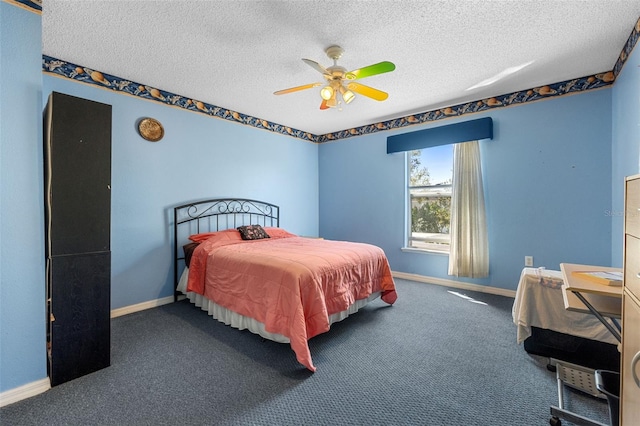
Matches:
[44,92,112,386]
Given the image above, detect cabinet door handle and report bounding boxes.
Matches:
[632,350,640,388]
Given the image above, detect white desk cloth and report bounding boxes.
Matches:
[512,267,617,345]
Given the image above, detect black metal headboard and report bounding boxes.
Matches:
[173,198,280,300]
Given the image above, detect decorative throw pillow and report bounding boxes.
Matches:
[183,242,200,268]
[237,224,270,240]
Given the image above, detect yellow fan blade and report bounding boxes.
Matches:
[274,83,321,95]
[346,82,388,101]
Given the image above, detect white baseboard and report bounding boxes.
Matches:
[0,296,176,407]
[0,378,50,408]
[110,295,175,318]
[108,276,514,319]
[392,271,516,298]
[1,277,511,407]
[1,278,510,407]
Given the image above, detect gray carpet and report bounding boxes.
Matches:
[0,279,612,425]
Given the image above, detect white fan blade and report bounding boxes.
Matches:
[302,58,329,76]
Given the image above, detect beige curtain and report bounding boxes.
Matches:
[448,140,489,278]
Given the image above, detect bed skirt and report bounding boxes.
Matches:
[177,268,380,344]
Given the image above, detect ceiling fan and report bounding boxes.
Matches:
[274,45,395,110]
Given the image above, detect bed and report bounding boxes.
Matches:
[512,267,620,371]
[173,198,397,372]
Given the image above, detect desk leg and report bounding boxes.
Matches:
[611,317,621,332]
[550,360,610,426]
[572,291,622,343]
[550,406,609,426]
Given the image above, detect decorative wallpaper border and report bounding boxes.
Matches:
[4,0,41,13]
[317,71,615,143]
[42,56,319,143]
[613,17,640,77]
[41,16,640,144]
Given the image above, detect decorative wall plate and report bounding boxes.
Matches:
[138,117,164,142]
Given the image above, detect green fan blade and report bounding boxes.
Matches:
[346,82,388,101]
[345,61,395,80]
[274,82,321,95]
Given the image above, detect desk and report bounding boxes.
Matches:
[550,263,623,426]
[560,263,623,343]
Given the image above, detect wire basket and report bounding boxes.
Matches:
[554,360,605,399]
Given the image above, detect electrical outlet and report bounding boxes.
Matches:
[525,256,534,267]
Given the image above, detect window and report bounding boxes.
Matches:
[407,145,453,253]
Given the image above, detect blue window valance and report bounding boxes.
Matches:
[386,117,493,154]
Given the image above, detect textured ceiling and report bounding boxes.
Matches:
[42,1,640,136]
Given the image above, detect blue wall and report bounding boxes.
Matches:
[1,0,639,398]
[41,76,320,309]
[320,89,614,291]
[1,1,318,394]
[0,2,47,392]
[612,43,640,266]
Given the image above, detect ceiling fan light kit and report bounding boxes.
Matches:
[274,45,395,110]
[339,86,355,104]
[320,85,334,100]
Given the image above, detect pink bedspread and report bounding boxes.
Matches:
[186,228,397,371]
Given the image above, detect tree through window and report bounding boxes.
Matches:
[408,146,452,252]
